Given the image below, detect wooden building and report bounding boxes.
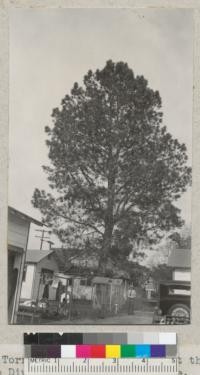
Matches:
[21,250,59,302]
[8,207,43,323]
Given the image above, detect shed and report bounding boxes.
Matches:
[20,250,59,301]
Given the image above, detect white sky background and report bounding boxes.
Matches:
[9,9,193,250]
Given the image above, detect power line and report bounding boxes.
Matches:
[35,229,53,250]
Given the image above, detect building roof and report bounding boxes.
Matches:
[92,276,123,285]
[92,276,112,284]
[8,206,43,226]
[168,249,191,268]
[26,250,53,263]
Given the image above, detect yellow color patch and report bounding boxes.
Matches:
[106,345,121,358]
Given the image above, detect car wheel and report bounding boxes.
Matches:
[168,304,190,318]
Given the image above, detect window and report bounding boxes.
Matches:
[80,279,87,286]
[168,288,191,296]
[80,278,91,286]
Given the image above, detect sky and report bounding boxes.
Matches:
[9,8,193,250]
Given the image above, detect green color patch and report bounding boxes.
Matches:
[121,345,136,358]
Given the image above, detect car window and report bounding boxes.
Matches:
[168,288,191,296]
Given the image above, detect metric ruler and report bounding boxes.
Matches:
[24,357,179,375]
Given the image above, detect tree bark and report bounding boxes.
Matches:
[99,146,115,274]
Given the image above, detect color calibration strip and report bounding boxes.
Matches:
[24,332,177,345]
[25,343,176,358]
[24,332,177,358]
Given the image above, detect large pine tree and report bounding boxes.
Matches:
[32,60,191,271]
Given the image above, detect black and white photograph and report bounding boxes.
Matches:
[8,8,192,325]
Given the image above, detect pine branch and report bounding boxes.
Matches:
[57,211,104,236]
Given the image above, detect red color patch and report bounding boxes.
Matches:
[91,345,105,358]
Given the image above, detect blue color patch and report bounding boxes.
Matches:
[151,345,166,358]
[135,345,151,358]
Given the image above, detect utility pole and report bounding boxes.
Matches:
[47,240,54,250]
[35,229,52,250]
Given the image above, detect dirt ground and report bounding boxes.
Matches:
[43,310,154,325]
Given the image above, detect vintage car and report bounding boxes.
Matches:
[153,280,191,324]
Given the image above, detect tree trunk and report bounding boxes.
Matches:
[99,222,114,274]
[99,147,115,274]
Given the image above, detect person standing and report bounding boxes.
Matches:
[127,285,136,315]
[60,291,70,318]
[42,282,49,300]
